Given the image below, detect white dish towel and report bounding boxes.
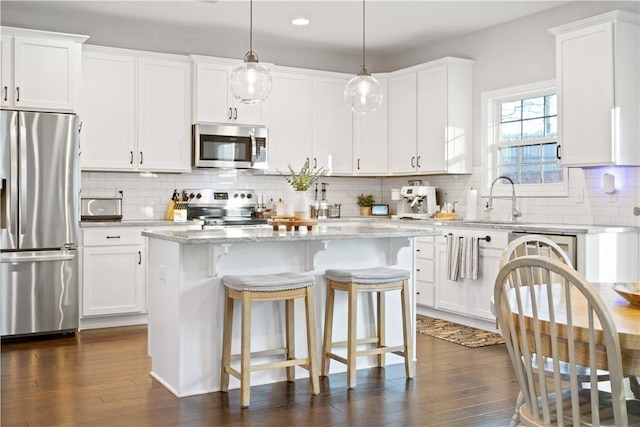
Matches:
[460,236,480,280]
[446,234,461,281]
[446,235,480,281]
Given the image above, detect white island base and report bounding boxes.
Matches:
[144,226,431,397]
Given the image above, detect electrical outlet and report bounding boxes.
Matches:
[159,265,167,281]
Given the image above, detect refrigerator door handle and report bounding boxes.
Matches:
[1,250,75,264]
[18,112,27,238]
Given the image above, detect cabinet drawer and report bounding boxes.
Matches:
[416,241,435,259]
[83,227,145,246]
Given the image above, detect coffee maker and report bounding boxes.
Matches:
[394,185,437,219]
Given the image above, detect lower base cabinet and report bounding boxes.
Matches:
[416,227,507,322]
[81,227,146,317]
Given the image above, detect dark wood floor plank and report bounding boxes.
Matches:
[1,324,518,426]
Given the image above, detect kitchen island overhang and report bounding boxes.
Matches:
[143,224,440,397]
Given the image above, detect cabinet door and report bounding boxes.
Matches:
[312,76,353,174]
[353,77,388,175]
[137,57,191,172]
[13,36,79,112]
[388,72,417,174]
[262,71,312,173]
[418,66,447,173]
[80,51,136,171]
[436,244,468,313]
[193,61,262,124]
[557,23,615,166]
[82,245,145,316]
[1,35,13,108]
[467,247,502,320]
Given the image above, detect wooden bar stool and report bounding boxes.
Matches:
[321,267,414,389]
[220,272,320,408]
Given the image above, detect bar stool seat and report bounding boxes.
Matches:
[321,267,414,389]
[220,272,320,408]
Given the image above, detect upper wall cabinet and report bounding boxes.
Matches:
[353,76,389,175]
[1,27,88,112]
[191,56,263,125]
[550,11,639,167]
[262,68,313,174]
[417,58,474,174]
[389,57,474,175]
[81,46,191,172]
[312,74,353,175]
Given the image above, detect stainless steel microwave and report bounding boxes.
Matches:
[193,123,268,169]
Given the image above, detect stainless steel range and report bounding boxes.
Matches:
[183,189,269,229]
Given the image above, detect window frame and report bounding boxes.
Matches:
[481,80,568,198]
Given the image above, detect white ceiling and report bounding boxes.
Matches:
[1,0,573,71]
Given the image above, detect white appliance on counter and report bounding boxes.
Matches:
[394,186,437,219]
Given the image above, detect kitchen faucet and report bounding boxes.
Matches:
[487,176,521,222]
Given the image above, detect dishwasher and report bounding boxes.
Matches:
[508,231,577,268]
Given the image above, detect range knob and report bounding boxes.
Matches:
[246,193,253,199]
[233,193,239,198]
[189,193,195,199]
[240,193,246,199]
[195,193,202,199]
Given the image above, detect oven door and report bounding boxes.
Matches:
[193,123,267,169]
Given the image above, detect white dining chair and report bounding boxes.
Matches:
[494,255,640,426]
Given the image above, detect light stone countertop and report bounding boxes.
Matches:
[80,219,203,228]
[142,223,441,245]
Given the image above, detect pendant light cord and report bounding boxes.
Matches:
[362,0,366,68]
[249,0,254,53]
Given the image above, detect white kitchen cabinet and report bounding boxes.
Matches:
[312,75,353,175]
[192,57,263,125]
[417,58,474,174]
[388,71,418,174]
[82,227,146,317]
[80,46,191,172]
[415,234,436,307]
[550,11,639,167]
[353,76,389,175]
[1,27,87,112]
[434,228,508,321]
[262,68,313,174]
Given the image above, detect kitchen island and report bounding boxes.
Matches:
[142,223,439,397]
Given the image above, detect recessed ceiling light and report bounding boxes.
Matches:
[291,18,309,26]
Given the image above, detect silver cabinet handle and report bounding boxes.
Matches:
[130,151,134,164]
[228,107,232,120]
[417,156,421,168]
[411,156,415,168]
[3,86,7,101]
[313,158,317,169]
[140,151,143,165]
[15,87,19,102]
[233,108,238,120]
[106,236,121,239]
[357,159,361,170]
[138,251,142,265]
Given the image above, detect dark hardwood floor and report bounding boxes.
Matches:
[1,324,520,426]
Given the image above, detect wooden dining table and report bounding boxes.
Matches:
[503,282,640,392]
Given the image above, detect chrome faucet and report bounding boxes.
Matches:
[487,176,521,222]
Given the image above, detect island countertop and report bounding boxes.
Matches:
[142,223,440,244]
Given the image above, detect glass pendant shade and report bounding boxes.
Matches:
[344,66,383,114]
[230,52,272,104]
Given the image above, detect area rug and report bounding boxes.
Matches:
[416,316,505,348]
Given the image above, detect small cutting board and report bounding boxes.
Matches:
[269,219,318,231]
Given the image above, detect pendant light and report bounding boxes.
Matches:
[344,0,383,114]
[230,0,272,104]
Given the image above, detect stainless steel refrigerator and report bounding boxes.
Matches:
[1,110,80,337]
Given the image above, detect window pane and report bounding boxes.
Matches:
[520,144,541,164]
[545,116,557,137]
[499,147,518,165]
[522,97,545,119]
[545,94,557,116]
[542,143,558,161]
[500,121,521,141]
[501,100,521,122]
[542,164,563,184]
[520,165,542,184]
[522,118,544,139]
[498,166,518,182]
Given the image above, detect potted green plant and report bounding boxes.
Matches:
[357,194,375,216]
[280,160,327,218]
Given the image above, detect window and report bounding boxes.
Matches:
[482,80,568,197]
